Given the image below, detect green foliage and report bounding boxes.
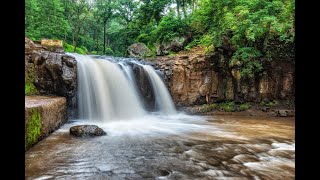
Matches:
[185,40,199,50]
[260,100,279,107]
[26,0,71,40]
[231,47,262,78]
[25,0,294,63]
[25,108,42,150]
[63,42,87,54]
[201,103,218,112]
[105,47,114,56]
[185,34,213,50]
[219,102,236,112]
[25,0,40,40]
[199,101,251,112]
[25,83,38,96]
[91,51,98,55]
[239,103,251,111]
[153,12,189,43]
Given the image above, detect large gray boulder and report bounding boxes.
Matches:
[127,43,152,58]
[156,37,187,56]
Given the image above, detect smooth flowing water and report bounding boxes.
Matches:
[75,54,147,120]
[25,54,295,179]
[142,65,177,115]
[25,115,295,179]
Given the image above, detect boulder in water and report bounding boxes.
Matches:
[70,125,107,137]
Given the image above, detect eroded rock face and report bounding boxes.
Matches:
[70,125,107,137]
[152,46,295,107]
[127,43,152,58]
[25,37,77,116]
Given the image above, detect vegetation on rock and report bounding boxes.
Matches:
[195,101,251,113]
[25,67,39,95]
[25,108,42,150]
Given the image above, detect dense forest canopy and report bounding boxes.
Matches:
[26,0,294,76]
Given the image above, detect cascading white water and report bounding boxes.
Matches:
[69,53,177,122]
[143,65,177,115]
[72,54,146,121]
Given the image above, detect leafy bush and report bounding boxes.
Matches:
[63,42,87,54]
[219,102,236,112]
[260,100,279,107]
[105,47,114,55]
[90,51,98,55]
[201,103,218,112]
[154,12,189,43]
[231,47,262,78]
[239,103,251,111]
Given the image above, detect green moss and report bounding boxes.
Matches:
[25,68,39,95]
[25,108,42,151]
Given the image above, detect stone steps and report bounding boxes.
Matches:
[25,96,67,151]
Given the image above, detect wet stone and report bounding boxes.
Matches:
[69,125,107,137]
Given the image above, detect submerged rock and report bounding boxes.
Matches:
[70,125,107,137]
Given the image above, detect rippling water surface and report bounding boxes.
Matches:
[25,114,294,180]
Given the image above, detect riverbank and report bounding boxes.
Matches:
[180,101,295,118]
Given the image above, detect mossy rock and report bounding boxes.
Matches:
[25,64,39,96]
[25,108,42,151]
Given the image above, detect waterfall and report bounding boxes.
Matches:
[142,65,177,115]
[68,53,176,122]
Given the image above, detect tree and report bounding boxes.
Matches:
[25,0,40,39]
[95,0,116,55]
[36,0,70,40]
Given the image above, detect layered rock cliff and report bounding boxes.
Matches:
[151,46,294,107]
[25,37,77,117]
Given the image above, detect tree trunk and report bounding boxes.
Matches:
[103,21,106,55]
[176,0,181,18]
[72,34,74,46]
[74,27,80,52]
[263,22,271,53]
[229,70,239,102]
[182,0,187,18]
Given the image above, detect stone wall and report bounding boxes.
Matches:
[25,96,67,151]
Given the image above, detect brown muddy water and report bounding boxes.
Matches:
[25,114,295,179]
